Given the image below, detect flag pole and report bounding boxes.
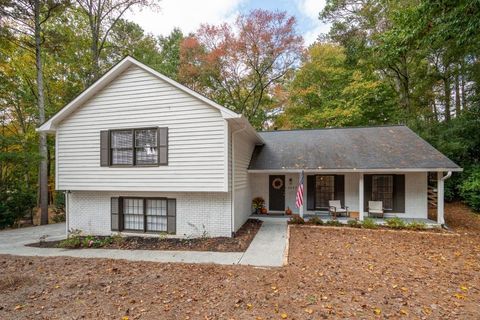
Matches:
[299,170,304,218]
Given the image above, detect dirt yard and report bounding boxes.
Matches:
[1,202,479,319]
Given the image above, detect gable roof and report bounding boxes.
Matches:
[248,125,462,172]
[37,56,245,133]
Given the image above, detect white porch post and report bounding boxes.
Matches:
[359,173,364,221]
[437,172,445,225]
[299,171,304,218]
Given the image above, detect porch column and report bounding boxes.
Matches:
[437,172,445,225]
[359,173,364,221]
[299,171,304,218]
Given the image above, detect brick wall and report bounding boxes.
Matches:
[68,191,232,237]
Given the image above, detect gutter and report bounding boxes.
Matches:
[231,121,248,237]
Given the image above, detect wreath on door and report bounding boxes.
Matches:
[272,178,284,189]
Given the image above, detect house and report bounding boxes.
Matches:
[38,56,462,237]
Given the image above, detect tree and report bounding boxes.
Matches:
[156,28,184,79]
[179,9,303,128]
[75,0,160,83]
[276,43,398,129]
[1,0,64,225]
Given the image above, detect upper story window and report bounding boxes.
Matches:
[100,127,168,167]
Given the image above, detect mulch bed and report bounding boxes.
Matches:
[29,219,262,252]
[1,203,479,319]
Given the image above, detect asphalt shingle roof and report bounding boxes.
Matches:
[248,125,460,170]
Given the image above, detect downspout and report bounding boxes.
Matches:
[439,171,452,228]
[231,122,248,237]
[64,190,70,237]
[441,171,452,181]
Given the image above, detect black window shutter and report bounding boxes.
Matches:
[100,130,110,166]
[393,175,405,213]
[167,199,176,234]
[158,127,168,165]
[334,175,345,206]
[364,175,373,211]
[306,175,315,211]
[111,197,121,231]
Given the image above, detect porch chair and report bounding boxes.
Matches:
[329,200,349,219]
[368,201,384,218]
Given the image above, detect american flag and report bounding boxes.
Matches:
[295,171,304,208]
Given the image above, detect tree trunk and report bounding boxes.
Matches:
[454,66,461,116]
[460,61,467,111]
[34,0,49,225]
[443,75,451,121]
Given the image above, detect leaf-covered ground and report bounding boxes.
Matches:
[1,202,479,319]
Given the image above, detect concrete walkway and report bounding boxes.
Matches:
[0,220,288,267]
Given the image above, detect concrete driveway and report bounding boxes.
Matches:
[0,220,288,267]
[0,223,66,250]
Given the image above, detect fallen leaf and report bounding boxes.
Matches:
[247,303,253,310]
[373,308,381,315]
[280,313,288,319]
[460,285,468,292]
[454,293,465,300]
[305,308,313,314]
[400,309,408,316]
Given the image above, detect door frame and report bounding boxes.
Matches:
[268,174,285,212]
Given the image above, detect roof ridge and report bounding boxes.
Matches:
[257,124,406,133]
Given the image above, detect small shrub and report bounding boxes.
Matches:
[406,221,427,230]
[57,233,82,248]
[361,218,378,229]
[308,216,324,225]
[347,219,361,228]
[289,214,305,224]
[385,217,406,229]
[325,220,343,227]
[57,230,119,249]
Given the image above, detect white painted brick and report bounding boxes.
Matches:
[68,191,232,237]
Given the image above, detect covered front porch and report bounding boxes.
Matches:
[249,170,450,225]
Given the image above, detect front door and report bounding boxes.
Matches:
[269,175,285,211]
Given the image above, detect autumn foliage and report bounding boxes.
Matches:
[179,9,303,128]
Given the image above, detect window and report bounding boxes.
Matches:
[121,198,171,232]
[110,128,158,166]
[123,198,144,230]
[315,175,335,209]
[372,175,394,210]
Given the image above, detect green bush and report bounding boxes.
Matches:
[406,221,427,230]
[361,218,378,229]
[460,166,480,211]
[385,217,406,229]
[325,220,343,227]
[308,216,324,225]
[0,187,35,229]
[289,215,305,224]
[54,192,65,210]
[347,219,361,228]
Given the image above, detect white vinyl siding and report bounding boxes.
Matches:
[232,130,257,231]
[56,65,227,192]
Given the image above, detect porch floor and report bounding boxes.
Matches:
[251,213,440,227]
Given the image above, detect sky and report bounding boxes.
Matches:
[125,0,330,45]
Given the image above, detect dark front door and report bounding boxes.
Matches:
[269,175,285,211]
